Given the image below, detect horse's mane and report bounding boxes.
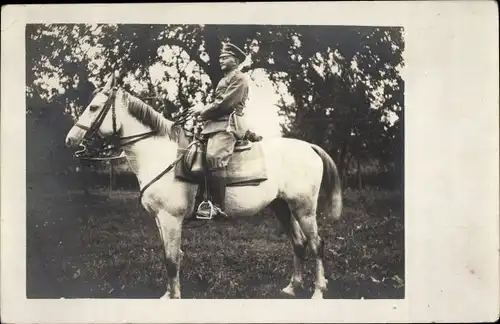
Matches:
[119,89,179,141]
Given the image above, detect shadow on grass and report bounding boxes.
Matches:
[27,185,404,299]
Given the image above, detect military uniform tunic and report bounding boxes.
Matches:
[199,69,250,170]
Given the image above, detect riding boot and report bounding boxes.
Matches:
[209,168,230,220]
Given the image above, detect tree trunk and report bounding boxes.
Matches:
[357,157,363,190]
[338,150,345,188]
[78,160,91,196]
[109,161,115,195]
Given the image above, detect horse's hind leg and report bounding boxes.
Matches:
[290,200,328,299]
[270,199,307,297]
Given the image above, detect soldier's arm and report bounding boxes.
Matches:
[200,73,248,120]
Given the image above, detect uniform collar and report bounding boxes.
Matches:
[223,68,238,79]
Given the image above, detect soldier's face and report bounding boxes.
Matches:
[219,54,238,71]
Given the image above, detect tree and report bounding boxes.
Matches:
[26,24,405,188]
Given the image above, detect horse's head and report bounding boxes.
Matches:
[65,72,124,149]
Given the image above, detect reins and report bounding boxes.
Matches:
[74,131,159,160]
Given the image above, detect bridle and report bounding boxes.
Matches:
[73,87,158,161]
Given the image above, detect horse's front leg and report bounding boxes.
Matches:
[155,210,183,299]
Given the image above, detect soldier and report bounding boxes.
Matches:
[189,42,250,220]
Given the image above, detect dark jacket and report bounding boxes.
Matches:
[200,69,249,138]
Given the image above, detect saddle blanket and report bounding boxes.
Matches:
[174,141,268,187]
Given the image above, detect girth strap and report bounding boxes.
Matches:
[138,141,197,206]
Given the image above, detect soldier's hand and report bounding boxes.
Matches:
[189,103,205,117]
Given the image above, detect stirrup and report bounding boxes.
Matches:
[196,200,216,220]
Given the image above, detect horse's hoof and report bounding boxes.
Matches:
[280,286,296,297]
[311,290,324,299]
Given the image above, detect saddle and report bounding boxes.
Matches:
[174,129,268,187]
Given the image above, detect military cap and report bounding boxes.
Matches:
[220,42,247,63]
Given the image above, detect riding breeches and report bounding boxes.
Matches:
[205,131,237,170]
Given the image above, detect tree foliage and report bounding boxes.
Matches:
[26,24,404,188]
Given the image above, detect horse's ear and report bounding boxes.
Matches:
[113,70,123,86]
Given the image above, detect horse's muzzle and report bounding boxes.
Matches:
[65,127,86,148]
[65,136,73,148]
[65,133,82,148]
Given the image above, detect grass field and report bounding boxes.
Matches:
[26,172,404,299]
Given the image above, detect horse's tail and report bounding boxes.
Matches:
[311,144,343,221]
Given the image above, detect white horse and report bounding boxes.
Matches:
[65,73,343,299]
